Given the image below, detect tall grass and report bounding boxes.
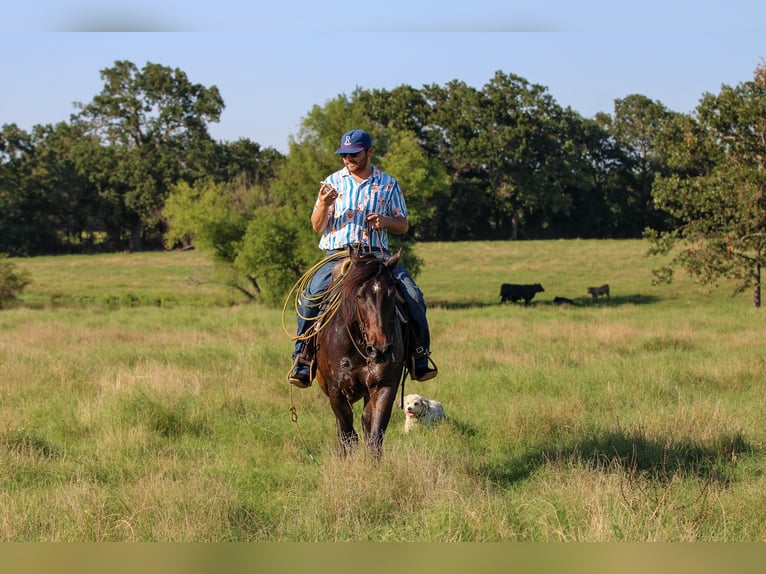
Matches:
[2,240,765,541]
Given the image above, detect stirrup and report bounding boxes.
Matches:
[410,350,438,382]
[294,352,314,368]
[287,354,316,388]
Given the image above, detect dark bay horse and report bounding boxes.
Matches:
[315,250,407,458]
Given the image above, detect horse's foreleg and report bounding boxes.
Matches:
[361,395,372,444]
[363,386,398,459]
[336,423,358,456]
[330,399,358,456]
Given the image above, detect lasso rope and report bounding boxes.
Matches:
[280,250,350,342]
[289,386,316,462]
[280,228,387,342]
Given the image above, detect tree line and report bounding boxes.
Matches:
[2,60,764,306]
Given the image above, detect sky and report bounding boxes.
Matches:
[2,2,765,154]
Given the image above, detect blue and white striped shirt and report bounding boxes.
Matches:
[314,164,408,251]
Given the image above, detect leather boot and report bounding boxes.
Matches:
[411,348,438,382]
[288,353,316,388]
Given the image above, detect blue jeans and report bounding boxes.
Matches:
[292,250,431,361]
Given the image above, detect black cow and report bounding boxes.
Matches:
[586,284,610,299]
[500,283,545,305]
[553,296,577,306]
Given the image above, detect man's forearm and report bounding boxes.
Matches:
[311,209,330,233]
[384,216,409,235]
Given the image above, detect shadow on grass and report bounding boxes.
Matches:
[430,300,499,310]
[540,294,662,307]
[430,294,662,310]
[480,429,751,486]
[1,429,62,459]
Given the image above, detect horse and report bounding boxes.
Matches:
[314,249,407,459]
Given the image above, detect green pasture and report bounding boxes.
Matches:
[2,240,765,541]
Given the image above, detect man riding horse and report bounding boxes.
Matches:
[288,129,437,388]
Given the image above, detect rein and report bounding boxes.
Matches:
[346,324,371,364]
[345,324,401,367]
[346,267,399,366]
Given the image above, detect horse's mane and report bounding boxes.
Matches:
[336,254,391,326]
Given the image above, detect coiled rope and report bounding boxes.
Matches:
[280,250,352,342]
[281,228,387,342]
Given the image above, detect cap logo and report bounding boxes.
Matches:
[335,130,371,154]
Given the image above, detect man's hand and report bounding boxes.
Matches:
[319,183,338,205]
[311,183,338,233]
[366,213,410,235]
[365,213,386,230]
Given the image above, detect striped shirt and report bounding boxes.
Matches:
[314,164,408,251]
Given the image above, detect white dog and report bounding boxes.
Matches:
[403,393,446,432]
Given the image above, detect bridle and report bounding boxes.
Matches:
[346,269,399,367]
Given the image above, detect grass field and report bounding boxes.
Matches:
[2,240,765,541]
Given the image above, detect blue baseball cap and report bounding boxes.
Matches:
[335,129,372,154]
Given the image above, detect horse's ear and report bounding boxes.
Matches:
[387,249,402,269]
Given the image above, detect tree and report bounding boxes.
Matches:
[210,138,283,187]
[0,254,32,309]
[377,127,450,244]
[28,122,107,252]
[75,60,224,251]
[235,205,306,307]
[163,176,310,306]
[163,178,258,298]
[550,116,630,238]
[0,124,40,255]
[647,63,766,307]
[423,71,581,240]
[602,95,678,235]
[161,97,347,307]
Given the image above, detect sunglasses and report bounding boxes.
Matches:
[340,150,365,159]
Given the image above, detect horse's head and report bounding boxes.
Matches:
[339,251,402,364]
